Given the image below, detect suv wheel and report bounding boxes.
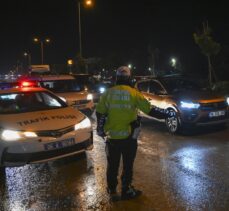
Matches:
[165,110,181,134]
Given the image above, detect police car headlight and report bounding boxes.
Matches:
[1,130,37,141]
[74,117,91,130]
[87,94,93,101]
[180,101,200,109]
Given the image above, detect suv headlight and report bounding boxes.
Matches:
[1,130,37,141]
[74,117,91,130]
[180,101,200,109]
[226,97,229,106]
[87,94,93,100]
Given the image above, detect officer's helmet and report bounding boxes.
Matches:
[115,66,132,85]
[116,66,131,77]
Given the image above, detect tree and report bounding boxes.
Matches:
[193,22,221,86]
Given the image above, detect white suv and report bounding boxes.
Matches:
[17,74,95,116]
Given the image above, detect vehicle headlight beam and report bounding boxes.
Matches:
[99,87,106,93]
[1,130,38,141]
[87,94,93,100]
[180,101,200,109]
[74,117,91,130]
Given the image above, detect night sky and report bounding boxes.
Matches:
[0,0,229,75]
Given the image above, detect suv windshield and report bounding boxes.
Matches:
[161,78,203,94]
[39,79,85,93]
[0,91,67,114]
[73,75,97,91]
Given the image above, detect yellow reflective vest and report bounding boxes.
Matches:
[96,85,151,139]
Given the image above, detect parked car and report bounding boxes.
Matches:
[17,74,95,116]
[70,73,97,90]
[93,81,114,103]
[70,74,113,103]
[135,76,229,133]
[0,86,93,171]
[0,81,20,90]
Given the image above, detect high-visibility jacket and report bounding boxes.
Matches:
[96,85,151,139]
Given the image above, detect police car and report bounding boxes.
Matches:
[17,75,95,116]
[0,86,93,170]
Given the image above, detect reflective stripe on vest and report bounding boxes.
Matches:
[109,130,129,138]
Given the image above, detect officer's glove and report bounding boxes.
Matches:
[96,112,106,138]
[148,106,167,119]
[97,129,106,138]
[148,106,176,119]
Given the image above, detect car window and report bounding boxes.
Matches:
[74,76,96,91]
[0,91,67,114]
[162,78,202,94]
[137,81,149,92]
[149,81,165,94]
[39,92,65,107]
[39,80,85,93]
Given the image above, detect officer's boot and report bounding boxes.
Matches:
[121,185,142,200]
[107,187,120,202]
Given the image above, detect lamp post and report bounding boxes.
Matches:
[170,57,177,69]
[33,38,50,64]
[23,52,32,67]
[77,0,93,57]
[67,59,74,74]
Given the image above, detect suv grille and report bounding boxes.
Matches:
[200,101,228,111]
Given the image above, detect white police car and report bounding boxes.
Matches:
[0,86,93,171]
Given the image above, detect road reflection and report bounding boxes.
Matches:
[161,145,227,210]
[1,154,96,210]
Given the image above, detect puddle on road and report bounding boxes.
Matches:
[0,150,112,211]
[1,123,228,210]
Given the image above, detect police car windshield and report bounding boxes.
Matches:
[39,79,85,93]
[0,91,67,114]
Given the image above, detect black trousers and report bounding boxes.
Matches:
[105,138,137,191]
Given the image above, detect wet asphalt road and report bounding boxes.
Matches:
[0,118,228,211]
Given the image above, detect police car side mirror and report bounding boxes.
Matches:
[58,96,70,105]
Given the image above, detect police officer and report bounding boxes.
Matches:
[96,66,170,200]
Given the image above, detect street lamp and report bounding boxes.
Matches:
[67,59,74,74]
[77,0,93,57]
[33,38,50,64]
[170,58,177,68]
[23,52,32,66]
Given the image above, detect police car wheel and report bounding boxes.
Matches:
[165,110,181,134]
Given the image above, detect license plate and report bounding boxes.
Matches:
[44,137,75,150]
[209,110,226,118]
